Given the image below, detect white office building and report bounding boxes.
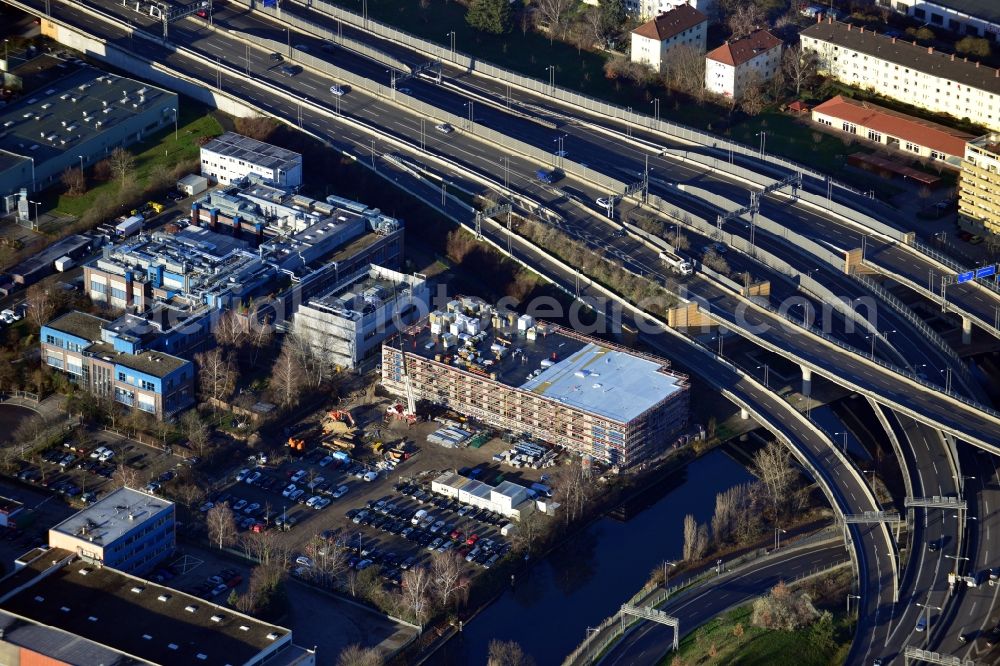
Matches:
[200,132,303,188]
[705,30,783,99]
[801,18,1000,131]
[630,5,708,73]
[292,264,429,371]
[592,0,713,21]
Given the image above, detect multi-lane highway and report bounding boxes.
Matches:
[603,540,848,665]
[13,0,1000,661]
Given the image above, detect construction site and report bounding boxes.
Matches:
[380,298,691,470]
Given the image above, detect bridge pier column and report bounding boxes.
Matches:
[740,407,749,420]
[801,366,812,397]
[961,316,972,345]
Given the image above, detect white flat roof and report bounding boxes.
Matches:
[519,343,683,423]
[49,488,173,548]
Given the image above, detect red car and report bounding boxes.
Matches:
[465,534,479,546]
[196,9,208,17]
[449,529,463,541]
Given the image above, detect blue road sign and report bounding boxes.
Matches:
[976,265,997,280]
[957,271,975,283]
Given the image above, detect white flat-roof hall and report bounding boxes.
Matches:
[200,132,303,187]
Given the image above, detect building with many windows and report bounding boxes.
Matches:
[881,0,1000,43]
[592,0,713,21]
[801,17,1000,131]
[0,546,314,665]
[0,60,178,204]
[958,132,1000,234]
[704,30,783,99]
[292,264,429,371]
[811,95,976,166]
[47,488,175,574]
[200,132,303,188]
[381,299,690,469]
[630,5,708,73]
[41,311,194,419]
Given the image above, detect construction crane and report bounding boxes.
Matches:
[402,353,417,417]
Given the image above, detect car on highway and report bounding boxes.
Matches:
[269,52,283,62]
[927,540,939,552]
[435,122,454,134]
[397,86,412,94]
[555,149,569,157]
[279,65,302,77]
[196,9,209,18]
[915,614,927,632]
[321,41,335,52]
[294,44,309,51]
[986,626,1000,647]
[596,197,613,209]
[329,84,346,96]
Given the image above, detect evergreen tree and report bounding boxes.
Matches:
[466,0,512,35]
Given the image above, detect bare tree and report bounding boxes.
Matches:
[701,249,731,275]
[551,460,595,523]
[241,529,291,568]
[430,550,470,609]
[536,0,574,39]
[270,339,306,407]
[247,307,275,367]
[108,147,136,187]
[336,645,383,666]
[513,508,544,557]
[711,484,740,545]
[782,44,817,96]
[61,167,86,196]
[750,441,795,520]
[173,482,204,508]
[727,2,766,40]
[213,309,249,349]
[24,283,62,329]
[739,71,768,116]
[735,481,765,545]
[666,230,690,251]
[206,503,238,549]
[180,410,211,457]
[682,513,699,561]
[487,639,535,666]
[113,463,141,490]
[399,566,432,627]
[306,533,349,588]
[663,44,706,100]
[195,348,237,403]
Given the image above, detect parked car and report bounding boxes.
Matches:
[295,555,314,568]
[232,499,248,511]
[319,455,334,467]
[290,469,307,482]
[363,471,378,482]
[332,484,350,499]
[245,471,262,485]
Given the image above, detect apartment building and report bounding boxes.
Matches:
[599,0,713,21]
[880,0,1000,42]
[801,18,1000,131]
[705,30,783,99]
[200,132,303,187]
[40,311,195,419]
[381,300,690,469]
[630,5,708,73]
[812,95,975,166]
[958,133,1000,234]
[47,488,175,574]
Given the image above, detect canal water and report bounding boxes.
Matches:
[438,447,754,665]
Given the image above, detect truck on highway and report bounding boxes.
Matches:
[658,251,693,277]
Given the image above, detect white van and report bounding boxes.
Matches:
[412,509,429,525]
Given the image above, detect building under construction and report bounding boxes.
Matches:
[381,298,690,469]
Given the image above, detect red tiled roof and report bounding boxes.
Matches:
[706,29,782,66]
[812,95,975,158]
[632,4,707,41]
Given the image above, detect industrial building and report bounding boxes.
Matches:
[381,299,690,469]
[41,311,195,419]
[431,471,535,519]
[959,132,1000,235]
[47,488,175,575]
[0,547,314,666]
[200,132,303,187]
[82,182,404,351]
[0,65,177,202]
[293,264,429,370]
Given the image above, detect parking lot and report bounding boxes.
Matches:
[16,429,188,507]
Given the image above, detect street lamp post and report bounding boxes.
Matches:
[651,97,660,123]
[28,199,40,229]
[834,431,848,454]
[546,65,555,92]
[446,31,455,59]
[28,155,35,193]
[862,469,876,488]
[774,527,786,550]
[77,155,84,172]
[663,561,677,596]
[757,131,767,159]
[756,364,769,389]
[846,593,861,614]
[915,602,942,646]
